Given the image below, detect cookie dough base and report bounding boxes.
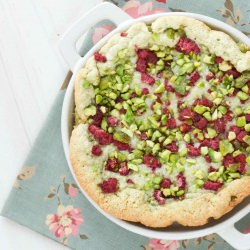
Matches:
[70,124,250,227]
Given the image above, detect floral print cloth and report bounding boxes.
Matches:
[1,1,250,250]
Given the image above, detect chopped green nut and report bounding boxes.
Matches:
[218,106,227,115]
[245,124,250,132]
[229,173,241,179]
[203,112,212,121]
[82,80,90,88]
[184,134,191,143]
[200,146,208,156]
[208,172,220,182]
[207,128,217,139]
[228,131,236,141]
[243,135,250,145]
[178,148,188,157]
[154,82,165,94]
[176,190,185,196]
[83,105,96,117]
[101,119,108,131]
[113,131,130,143]
[95,95,103,104]
[166,28,175,39]
[162,188,171,196]
[237,91,249,101]
[234,107,243,115]
[236,116,246,127]
[127,163,138,172]
[208,149,223,163]
[153,176,163,184]
[159,150,171,162]
[194,105,208,114]
[219,140,234,156]
[194,170,205,179]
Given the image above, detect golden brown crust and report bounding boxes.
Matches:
[70,125,250,227]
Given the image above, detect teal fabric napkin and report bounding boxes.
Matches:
[2,1,250,250]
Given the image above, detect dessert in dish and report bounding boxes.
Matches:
[70,16,250,227]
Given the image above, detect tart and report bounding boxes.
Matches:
[70,16,250,227]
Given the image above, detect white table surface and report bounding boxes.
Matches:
[0,0,101,249]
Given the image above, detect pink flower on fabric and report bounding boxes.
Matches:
[156,0,167,3]
[46,205,83,238]
[149,239,180,250]
[68,185,78,197]
[243,225,250,234]
[123,0,165,18]
[92,25,114,44]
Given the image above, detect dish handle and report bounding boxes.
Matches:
[58,2,132,71]
[217,225,250,250]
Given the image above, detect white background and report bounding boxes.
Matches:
[0,0,101,249]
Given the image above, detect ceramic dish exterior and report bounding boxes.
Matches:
[60,3,250,249]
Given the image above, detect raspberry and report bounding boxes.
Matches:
[92,108,103,126]
[142,88,149,95]
[143,156,161,170]
[235,154,246,164]
[107,116,119,127]
[229,125,242,135]
[167,117,177,129]
[187,144,200,157]
[176,173,186,190]
[179,108,195,121]
[94,52,107,62]
[228,88,238,97]
[126,179,134,184]
[139,132,148,140]
[200,138,220,150]
[166,141,178,152]
[105,158,119,172]
[119,108,126,114]
[208,166,216,172]
[238,163,246,174]
[120,32,127,37]
[176,37,200,54]
[153,190,165,205]
[194,98,213,107]
[226,68,241,78]
[119,162,130,176]
[113,140,131,151]
[135,58,147,73]
[91,145,102,156]
[213,118,226,133]
[116,96,123,103]
[194,117,208,130]
[137,49,157,64]
[246,114,250,122]
[180,123,191,133]
[215,56,223,64]
[88,125,113,145]
[237,131,248,143]
[206,72,215,81]
[189,71,200,85]
[205,155,212,163]
[203,181,223,191]
[141,73,155,85]
[100,178,118,193]
[160,178,172,188]
[223,154,235,167]
[165,84,174,92]
[130,92,138,98]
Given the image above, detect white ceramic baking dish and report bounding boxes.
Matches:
[59,3,250,249]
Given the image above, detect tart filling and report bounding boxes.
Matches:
[71,16,250,227]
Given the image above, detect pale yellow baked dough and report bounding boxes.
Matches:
[71,16,250,227]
